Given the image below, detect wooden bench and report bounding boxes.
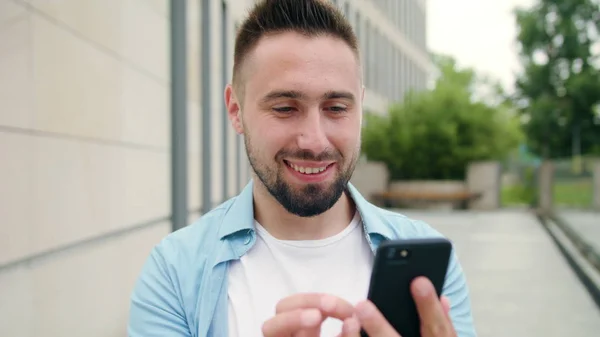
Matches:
[371,190,482,209]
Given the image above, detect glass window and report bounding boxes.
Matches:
[344,2,350,19]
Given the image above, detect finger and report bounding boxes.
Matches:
[336,316,361,337]
[294,322,322,337]
[262,308,322,337]
[440,296,451,319]
[276,293,355,321]
[295,326,321,337]
[411,277,454,336]
[355,300,401,337]
[276,293,325,313]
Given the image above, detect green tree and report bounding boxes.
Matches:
[362,55,522,181]
[513,0,600,159]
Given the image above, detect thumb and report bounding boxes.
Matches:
[440,296,451,320]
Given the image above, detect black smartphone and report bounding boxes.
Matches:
[361,238,452,337]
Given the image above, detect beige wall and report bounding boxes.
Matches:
[0,223,170,337]
[0,0,429,336]
[0,0,173,264]
[0,1,173,336]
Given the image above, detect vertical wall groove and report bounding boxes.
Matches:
[221,1,229,199]
[170,0,188,231]
[201,0,212,213]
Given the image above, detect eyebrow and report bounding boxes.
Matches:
[322,90,355,102]
[260,90,356,103]
[261,90,305,103]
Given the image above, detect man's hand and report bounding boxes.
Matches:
[339,277,455,337]
[262,293,356,337]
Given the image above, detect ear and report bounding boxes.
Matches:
[224,84,244,134]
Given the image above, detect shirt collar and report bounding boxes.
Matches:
[218,179,394,241]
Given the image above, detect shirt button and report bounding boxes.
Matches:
[244,235,251,245]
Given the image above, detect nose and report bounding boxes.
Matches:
[296,110,329,154]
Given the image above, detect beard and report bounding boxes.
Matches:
[244,134,359,217]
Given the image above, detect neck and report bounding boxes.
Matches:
[252,179,356,241]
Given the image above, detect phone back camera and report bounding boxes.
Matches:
[398,249,410,259]
[386,248,411,260]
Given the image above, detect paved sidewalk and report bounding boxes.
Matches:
[395,209,600,337]
[559,209,600,252]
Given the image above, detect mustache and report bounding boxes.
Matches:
[276,149,342,162]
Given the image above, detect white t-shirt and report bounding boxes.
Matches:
[227,212,374,337]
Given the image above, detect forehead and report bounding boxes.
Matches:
[241,31,361,99]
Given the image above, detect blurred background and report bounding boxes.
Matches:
[0,0,599,336]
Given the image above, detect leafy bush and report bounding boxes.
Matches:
[361,55,523,181]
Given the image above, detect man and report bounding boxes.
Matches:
[128,0,476,336]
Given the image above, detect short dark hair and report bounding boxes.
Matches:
[232,0,359,94]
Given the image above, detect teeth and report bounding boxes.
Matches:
[288,163,328,175]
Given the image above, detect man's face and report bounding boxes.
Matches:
[228,32,363,217]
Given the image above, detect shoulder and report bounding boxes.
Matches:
[128,199,237,336]
[154,198,235,267]
[129,198,236,328]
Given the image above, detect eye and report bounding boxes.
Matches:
[327,105,348,113]
[272,106,295,113]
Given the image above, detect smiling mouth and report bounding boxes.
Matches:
[284,160,334,175]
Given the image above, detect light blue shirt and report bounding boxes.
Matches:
[128,180,477,336]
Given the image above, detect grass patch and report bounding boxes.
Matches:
[501,178,593,208]
[502,184,535,206]
[553,178,593,208]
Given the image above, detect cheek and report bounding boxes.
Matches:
[339,136,360,157]
[326,120,361,152]
[248,122,289,156]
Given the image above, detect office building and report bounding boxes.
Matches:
[332,0,430,113]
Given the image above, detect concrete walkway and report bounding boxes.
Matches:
[559,209,600,252]
[395,209,600,337]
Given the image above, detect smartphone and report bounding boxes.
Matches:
[361,238,452,337]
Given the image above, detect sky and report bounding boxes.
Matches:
[427,0,536,93]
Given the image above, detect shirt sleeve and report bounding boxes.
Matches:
[443,248,478,337]
[128,245,192,337]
